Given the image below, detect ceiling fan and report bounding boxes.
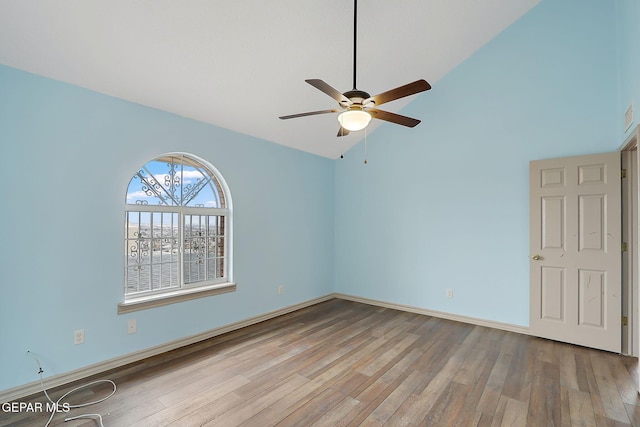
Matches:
[279,0,431,137]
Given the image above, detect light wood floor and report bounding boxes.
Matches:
[3,298,640,426]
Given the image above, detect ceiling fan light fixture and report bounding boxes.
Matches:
[278,0,430,136]
[338,109,371,131]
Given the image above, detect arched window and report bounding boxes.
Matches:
[120,153,234,312]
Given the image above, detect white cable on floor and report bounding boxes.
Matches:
[28,351,116,427]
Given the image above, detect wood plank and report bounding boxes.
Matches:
[201,374,309,426]
[272,387,349,426]
[527,383,561,426]
[624,402,640,427]
[501,397,529,427]
[392,347,472,424]
[476,351,514,415]
[4,299,640,427]
[559,343,580,391]
[501,336,534,403]
[308,395,363,427]
[568,388,598,427]
[359,369,425,426]
[133,374,251,427]
[590,352,632,423]
[423,381,471,425]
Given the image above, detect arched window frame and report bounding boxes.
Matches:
[119,153,235,314]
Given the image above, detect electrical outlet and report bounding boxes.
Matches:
[278,285,284,295]
[128,319,137,334]
[74,329,84,345]
[446,289,454,298]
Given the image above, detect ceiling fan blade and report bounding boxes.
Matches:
[337,126,350,137]
[368,108,421,127]
[367,79,431,107]
[279,109,340,120]
[306,79,351,104]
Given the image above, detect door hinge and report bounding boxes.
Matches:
[622,242,628,252]
[622,168,627,178]
[622,316,629,326]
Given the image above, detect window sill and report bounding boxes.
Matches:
[118,282,236,314]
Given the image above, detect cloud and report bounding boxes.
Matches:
[126,190,152,202]
[182,170,204,180]
[149,170,204,186]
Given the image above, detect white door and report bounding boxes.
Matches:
[530,152,621,353]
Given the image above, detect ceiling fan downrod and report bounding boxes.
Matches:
[352,0,358,91]
[344,0,370,103]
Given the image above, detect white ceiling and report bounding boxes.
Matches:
[0,0,540,159]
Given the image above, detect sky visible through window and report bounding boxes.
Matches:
[126,158,223,220]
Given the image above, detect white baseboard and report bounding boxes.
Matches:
[1,293,529,403]
[333,293,530,335]
[0,294,334,403]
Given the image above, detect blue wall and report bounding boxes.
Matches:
[616,0,640,141]
[334,0,621,326]
[0,65,335,391]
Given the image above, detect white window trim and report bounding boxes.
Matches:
[121,153,235,313]
[118,281,236,314]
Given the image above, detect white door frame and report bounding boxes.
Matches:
[621,125,640,356]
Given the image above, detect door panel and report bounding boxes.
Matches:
[542,197,564,249]
[579,195,605,251]
[541,267,564,321]
[530,152,621,353]
[578,269,605,327]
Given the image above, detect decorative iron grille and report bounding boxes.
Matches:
[124,154,230,298]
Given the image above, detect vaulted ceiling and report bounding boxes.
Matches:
[0,0,540,158]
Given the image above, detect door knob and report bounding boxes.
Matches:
[532,254,541,260]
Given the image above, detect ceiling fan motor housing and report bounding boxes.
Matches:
[341,89,372,108]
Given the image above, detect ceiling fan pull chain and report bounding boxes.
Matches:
[363,125,368,165]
